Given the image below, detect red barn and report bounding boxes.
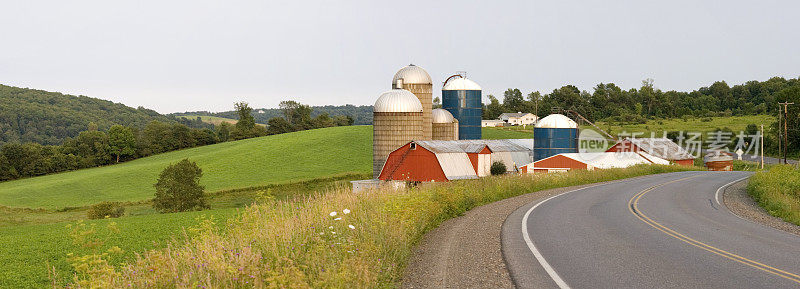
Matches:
[606,138,695,166]
[379,141,479,182]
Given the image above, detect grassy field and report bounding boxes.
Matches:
[747,165,800,226]
[0,126,371,209]
[178,114,240,125]
[67,165,696,288]
[484,115,774,138]
[0,207,242,288]
[178,114,266,127]
[0,172,365,288]
[481,127,532,139]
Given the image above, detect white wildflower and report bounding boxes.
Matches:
[334,217,342,221]
[348,225,355,230]
[328,226,333,229]
[331,231,336,234]
[343,209,350,214]
[329,211,337,217]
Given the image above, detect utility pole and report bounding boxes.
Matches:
[761,124,765,170]
[777,104,783,164]
[779,102,794,164]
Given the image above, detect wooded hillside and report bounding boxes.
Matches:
[0,84,185,146]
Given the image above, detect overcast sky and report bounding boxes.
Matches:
[1,0,799,113]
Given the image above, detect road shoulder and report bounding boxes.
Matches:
[722,179,800,236]
[400,183,600,288]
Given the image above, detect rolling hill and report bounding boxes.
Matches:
[178,104,374,125]
[0,84,182,146]
[0,125,372,209]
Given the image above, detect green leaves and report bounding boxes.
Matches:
[153,159,209,213]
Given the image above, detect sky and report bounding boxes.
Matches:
[1,0,799,113]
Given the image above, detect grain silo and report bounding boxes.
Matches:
[373,89,424,178]
[533,114,579,161]
[442,75,482,139]
[392,64,433,140]
[431,108,459,140]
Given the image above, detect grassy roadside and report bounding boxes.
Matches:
[0,173,367,288]
[70,165,696,288]
[747,165,800,226]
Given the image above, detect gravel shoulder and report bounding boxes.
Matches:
[400,182,617,289]
[722,179,800,236]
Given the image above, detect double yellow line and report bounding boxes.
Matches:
[628,174,800,285]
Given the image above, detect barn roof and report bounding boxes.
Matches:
[528,152,669,169]
[413,139,530,154]
[622,138,694,160]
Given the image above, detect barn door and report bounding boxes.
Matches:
[478,154,491,177]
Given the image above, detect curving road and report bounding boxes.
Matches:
[502,171,800,288]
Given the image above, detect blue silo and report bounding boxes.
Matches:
[533,114,579,161]
[442,76,482,139]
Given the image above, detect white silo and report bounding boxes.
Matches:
[373,89,424,178]
[392,64,433,140]
[431,108,459,140]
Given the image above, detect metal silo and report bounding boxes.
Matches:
[431,108,459,140]
[533,114,579,161]
[373,89,424,178]
[442,75,482,140]
[392,64,433,140]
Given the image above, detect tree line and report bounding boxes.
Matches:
[482,76,800,123]
[0,101,354,182]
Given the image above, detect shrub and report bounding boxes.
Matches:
[490,161,507,175]
[152,159,209,213]
[86,202,125,219]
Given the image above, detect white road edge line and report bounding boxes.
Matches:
[715,176,751,206]
[521,183,606,289]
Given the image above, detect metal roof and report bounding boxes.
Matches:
[373,89,423,113]
[499,112,535,118]
[531,152,669,169]
[535,114,578,129]
[392,64,432,86]
[411,139,533,172]
[412,140,531,154]
[704,150,733,162]
[443,77,481,90]
[432,108,455,123]
[624,138,694,160]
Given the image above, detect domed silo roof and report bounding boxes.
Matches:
[374,89,423,113]
[431,108,455,123]
[535,114,578,129]
[392,64,432,86]
[443,78,481,90]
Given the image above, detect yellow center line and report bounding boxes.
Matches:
[627,174,800,285]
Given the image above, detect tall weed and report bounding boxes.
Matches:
[69,165,692,288]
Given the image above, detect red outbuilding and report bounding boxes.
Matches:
[379,141,479,182]
[606,138,695,166]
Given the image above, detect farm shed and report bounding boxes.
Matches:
[704,150,733,171]
[520,152,669,173]
[378,139,533,182]
[606,138,695,166]
[379,141,478,182]
[455,139,533,172]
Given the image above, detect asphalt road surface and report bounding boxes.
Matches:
[503,171,800,288]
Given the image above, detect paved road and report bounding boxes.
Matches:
[503,171,800,288]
